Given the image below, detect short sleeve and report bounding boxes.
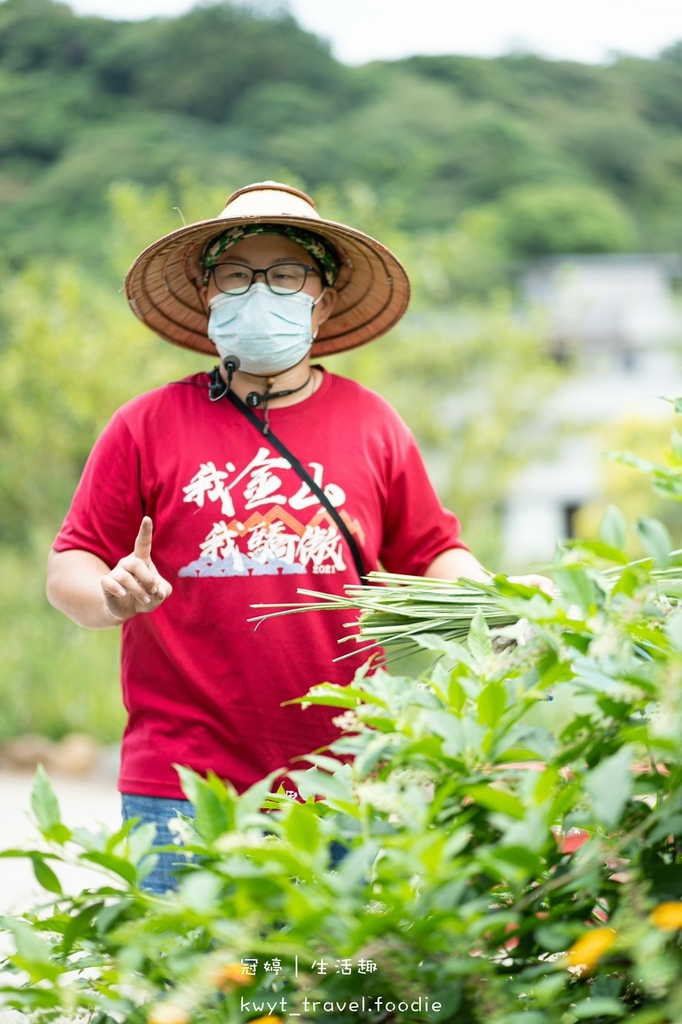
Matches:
[379,420,468,576]
[52,411,144,568]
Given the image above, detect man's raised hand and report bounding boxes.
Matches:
[101,516,173,622]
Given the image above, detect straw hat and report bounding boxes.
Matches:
[124,181,411,357]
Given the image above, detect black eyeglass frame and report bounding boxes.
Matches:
[206,261,321,296]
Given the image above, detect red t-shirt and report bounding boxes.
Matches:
[53,369,466,799]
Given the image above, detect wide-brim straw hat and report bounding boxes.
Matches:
[124,180,411,357]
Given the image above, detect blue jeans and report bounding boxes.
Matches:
[122,794,349,895]
[121,793,196,894]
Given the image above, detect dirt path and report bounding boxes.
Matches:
[0,766,122,915]
[0,766,124,1021]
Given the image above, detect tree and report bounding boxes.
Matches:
[92,2,349,123]
[0,0,114,74]
[494,181,637,257]
[1,3,681,263]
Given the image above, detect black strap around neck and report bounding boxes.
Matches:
[222,384,369,586]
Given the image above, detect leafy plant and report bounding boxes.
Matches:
[7,403,682,1022]
[5,485,682,1020]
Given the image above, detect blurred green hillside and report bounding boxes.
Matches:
[0,0,681,743]
[2,0,682,266]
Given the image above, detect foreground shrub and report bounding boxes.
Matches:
[4,413,682,1022]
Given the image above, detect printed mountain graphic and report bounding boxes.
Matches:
[228,505,307,538]
[225,505,365,544]
[178,552,307,578]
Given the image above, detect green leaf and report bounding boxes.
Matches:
[30,764,62,834]
[195,790,232,844]
[0,917,53,965]
[553,566,596,614]
[174,764,203,805]
[477,682,507,727]
[448,671,467,712]
[611,563,650,598]
[123,821,158,865]
[648,815,682,843]
[571,999,626,1019]
[95,900,131,934]
[30,855,62,895]
[651,470,682,498]
[468,607,493,661]
[464,783,526,819]
[535,923,578,952]
[671,428,682,463]
[569,539,628,564]
[282,801,321,854]
[599,504,627,551]
[415,633,474,665]
[291,683,388,709]
[177,870,222,912]
[489,844,544,873]
[173,767,235,842]
[60,903,104,955]
[237,771,292,828]
[79,851,138,884]
[0,848,59,860]
[354,733,400,777]
[419,709,466,755]
[293,753,347,774]
[584,746,633,829]
[634,516,672,567]
[606,450,657,473]
[289,767,353,802]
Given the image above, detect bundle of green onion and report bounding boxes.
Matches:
[251,558,682,660]
[250,572,521,659]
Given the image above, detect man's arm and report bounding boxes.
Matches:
[424,547,554,594]
[47,548,124,630]
[46,517,172,630]
[423,547,492,582]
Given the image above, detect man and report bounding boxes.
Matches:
[47,181,550,890]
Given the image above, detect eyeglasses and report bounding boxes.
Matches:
[207,261,320,296]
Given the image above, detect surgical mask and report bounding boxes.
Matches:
[208,283,322,376]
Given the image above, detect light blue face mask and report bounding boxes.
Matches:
[208,283,322,376]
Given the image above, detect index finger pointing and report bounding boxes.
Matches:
[133,516,153,561]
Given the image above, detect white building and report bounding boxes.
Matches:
[502,254,682,567]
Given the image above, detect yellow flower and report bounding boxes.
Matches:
[208,961,255,990]
[564,927,617,972]
[147,1004,191,1024]
[249,1018,284,1024]
[651,902,682,931]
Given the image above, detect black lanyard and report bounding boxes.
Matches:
[221,385,369,586]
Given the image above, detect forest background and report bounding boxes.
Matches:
[1,0,682,745]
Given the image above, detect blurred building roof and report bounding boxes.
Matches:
[520,253,682,355]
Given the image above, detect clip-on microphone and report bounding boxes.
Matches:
[208,356,240,401]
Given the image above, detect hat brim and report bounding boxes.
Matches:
[124,213,411,357]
